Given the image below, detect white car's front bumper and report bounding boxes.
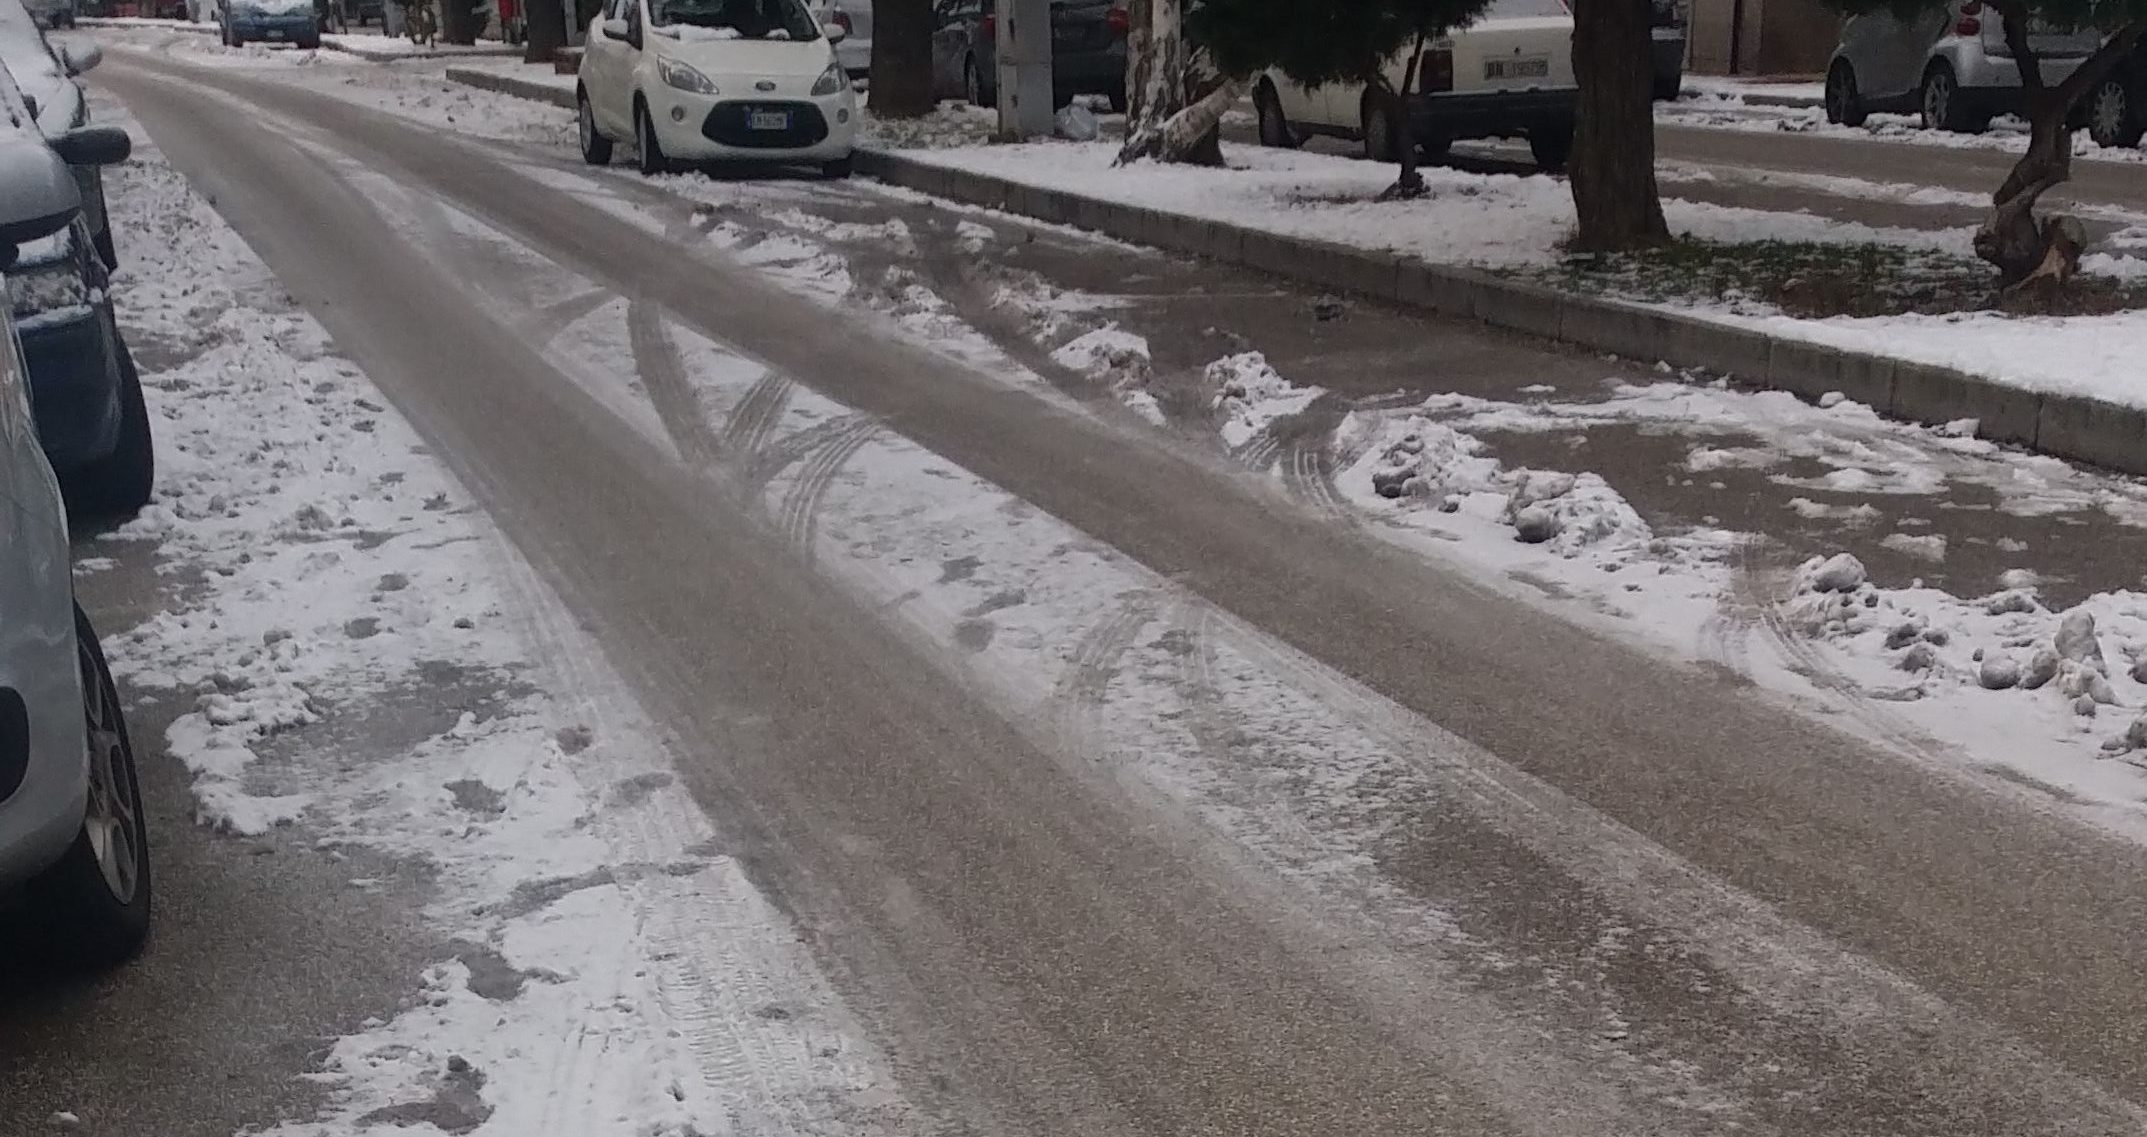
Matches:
[644,85,859,163]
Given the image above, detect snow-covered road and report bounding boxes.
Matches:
[16,34,2147,1136]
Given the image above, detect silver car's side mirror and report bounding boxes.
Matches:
[0,137,82,266]
[60,42,102,77]
[822,20,846,41]
[50,126,130,168]
[601,16,629,37]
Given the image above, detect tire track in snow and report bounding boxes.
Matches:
[1048,592,1159,767]
[724,372,796,459]
[775,418,881,563]
[629,298,725,469]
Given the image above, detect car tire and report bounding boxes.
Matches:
[1825,60,1867,127]
[69,339,155,519]
[1921,62,1981,132]
[24,603,152,972]
[1254,79,1297,149]
[297,34,320,48]
[578,90,613,165]
[2089,74,2145,150]
[1106,87,1126,114]
[1529,119,1573,172]
[1653,75,1680,102]
[635,100,670,176]
[1418,133,1452,163]
[822,155,853,178]
[1361,95,1397,163]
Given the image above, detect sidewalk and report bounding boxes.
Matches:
[439,66,2147,479]
[81,16,518,59]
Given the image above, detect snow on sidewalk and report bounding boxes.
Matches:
[99,96,912,1136]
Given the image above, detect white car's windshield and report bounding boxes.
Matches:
[652,0,818,39]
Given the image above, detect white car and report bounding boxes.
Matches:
[577,0,860,178]
[1825,6,2099,132]
[807,0,867,77]
[1251,0,1578,171]
[0,114,151,969]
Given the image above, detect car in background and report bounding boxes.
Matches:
[20,0,73,28]
[930,0,1128,111]
[1824,5,2099,131]
[0,0,114,267]
[217,0,323,47]
[1651,0,1685,100]
[577,0,860,178]
[0,88,152,971]
[807,0,866,76]
[1251,0,1576,171]
[2085,37,2147,149]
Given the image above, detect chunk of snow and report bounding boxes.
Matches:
[2055,607,2108,673]
[1804,553,1867,593]
[2022,647,2061,690]
[1979,655,2021,690]
[1879,532,1947,563]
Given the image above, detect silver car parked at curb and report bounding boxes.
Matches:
[1825,3,2099,132]
[0,101,151,969]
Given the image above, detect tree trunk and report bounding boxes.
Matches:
[1568,0,1668,251]
[1377,37,1426,200]
[521,0,565,63]
[870,0,936,118]
[1117,74,1242,164]
[1975,11,2142,286]
[438,0,478,43]
[1125,0,1184,145]
[1124,0,1152,124]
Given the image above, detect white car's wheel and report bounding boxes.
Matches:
[578,91,613,166]
[635,99,671,176]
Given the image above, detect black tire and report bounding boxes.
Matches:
[635,99,669,176]
[1254,79,1297,149]
[1653,75,1680,102]
[2089,74,2145,150]
[964,55,993,108]
[1361,95,1397,163]
[1825,60,1866,127]
[70,339,154,518]
[297,34,320,48]
[1921,62,1982,132]
[24,603,152,972]
[1529,119,1573,172]
[578,90,613,165]
[1418,133,1451,163]
[1106,87,1126,114]
[821,155,853,178]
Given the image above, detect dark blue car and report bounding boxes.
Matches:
[219,0,324,48]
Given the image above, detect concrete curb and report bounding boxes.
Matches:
[443,65,574,108]
[852,148,2147,479]
[435,66,2143,479]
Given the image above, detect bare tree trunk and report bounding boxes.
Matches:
[1125,0,1184,144]
[1568,0,1668,251]
[521,0,565,63]
[1978,10,2142,288]
[438,0,478,43]
[870,0,936,118]
[1117,74,1243,164]
[1124,0,1152,124]
[1378,36,1427,200]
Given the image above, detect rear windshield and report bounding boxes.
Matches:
[653,0,819,38]
[1485,0,1568,16]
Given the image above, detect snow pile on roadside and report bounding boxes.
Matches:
[861,98,999,150]
[101,107,911,1137]
[1052,324,1155,405]
[1786,552,2147,754]
[1344,412,1654,558]
[1208,351,1320,449]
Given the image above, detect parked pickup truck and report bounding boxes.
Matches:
[1250,0,1577,172]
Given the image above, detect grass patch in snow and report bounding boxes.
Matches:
[1533,237,2147,318]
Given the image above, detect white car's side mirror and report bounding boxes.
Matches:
[822,20,846,42]
[60,42,101,77]
[601,16,629,38]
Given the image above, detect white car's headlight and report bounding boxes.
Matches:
[9,259,88,318]
[659,57,719,94]
[810,61,845,97]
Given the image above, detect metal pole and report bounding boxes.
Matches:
[996,0,1052,137]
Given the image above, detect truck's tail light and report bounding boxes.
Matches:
[1106,5,1127,35]
[1420,46,1454,93]
[1957,0,1982,34]
[981,12,994,38]
[831,9,850,32]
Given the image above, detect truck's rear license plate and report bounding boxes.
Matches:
[1486,56,1550,80]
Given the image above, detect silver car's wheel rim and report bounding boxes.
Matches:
[966,61,980,105]
[2095,83,2126,140]
[580,100,595,152]
[81,647,139,905]
[1926,74,1948,125]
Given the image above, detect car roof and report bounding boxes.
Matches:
[0,0,68,121]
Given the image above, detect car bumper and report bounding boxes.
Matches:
[646,88,860,162]
[230,12,318,37]
[1411,87,1578,139]
[1051,44,1125,92]
[1955,51,2085,92]
[22,304,123,472]
[0,645,87,893]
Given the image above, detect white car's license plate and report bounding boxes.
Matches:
[748,110,791,131]
[1485,56,1549,80]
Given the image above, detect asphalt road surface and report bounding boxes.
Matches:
[17,48,2147,1136]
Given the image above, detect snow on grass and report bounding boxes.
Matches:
[1659,100,2147,167]
[101,94,910,1135]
